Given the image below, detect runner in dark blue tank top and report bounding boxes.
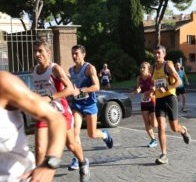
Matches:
[68,45,113,171]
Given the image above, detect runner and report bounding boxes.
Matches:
[68,44,113,170]
[132,61,158,147]
[175,62,190,112]
[99,63,112,89]
[152,45,191,164]
[32,38,90,181]
[0,71,66,182]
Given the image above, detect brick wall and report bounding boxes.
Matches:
[51,25,81,74]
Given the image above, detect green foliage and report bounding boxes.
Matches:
[0,0,29,18]
[173,0,193,10]
[1,0,146,81]
[111,79,136,89]
[187,73,196,83]
[105,48,137,81]
[165,49,186,64]
[119,0,145,66]
[145,50,154,64]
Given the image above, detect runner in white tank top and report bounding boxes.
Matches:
[0,71,67,182]
[0,108,35,182]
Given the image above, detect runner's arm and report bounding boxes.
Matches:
[52,64,74,98]
[82,64,100,93]
[167,61,182,89]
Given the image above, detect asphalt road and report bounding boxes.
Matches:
[27,91,196,182]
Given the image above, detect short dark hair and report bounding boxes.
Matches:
[154,45,166,55]
[34,37,52,50]
[72,44,86,54]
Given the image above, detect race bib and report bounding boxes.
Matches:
[50,100,65,113]
[33,88,51,96]
[102,75,109,80]
[141,93,151,103]
[154,79,167,89]
[74,92,89,101]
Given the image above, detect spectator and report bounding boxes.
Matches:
[99,63,112,89]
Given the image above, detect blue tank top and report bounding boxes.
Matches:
[69,62,97,105]
[177,70,184,88]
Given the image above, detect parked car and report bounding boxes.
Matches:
[15,72,132,131]
[69,90,132,128]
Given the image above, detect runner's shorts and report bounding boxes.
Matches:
[155,94,178,121]
[176,86,186,95]
[141,105,155,113]
[71,102,98,116]
[36,105,74,130]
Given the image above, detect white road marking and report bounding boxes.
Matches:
[118,126,196,142]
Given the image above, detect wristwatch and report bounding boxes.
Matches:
[47,94,54,101]
[80,88,84,94]
[43,156,61,169]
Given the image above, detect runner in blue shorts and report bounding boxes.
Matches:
[68,45,113,170]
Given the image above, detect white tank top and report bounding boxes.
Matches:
[32,63,62,96]
[32,63,70,113]
[0,108,35,181]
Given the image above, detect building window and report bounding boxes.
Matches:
[187,35,196,45]
[189,53,195,62]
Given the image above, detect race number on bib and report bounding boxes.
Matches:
[141,93,151,103]
[33,89,51,96]
[154,79,167,89]
[74,92,89,100]
[50,100,65,113]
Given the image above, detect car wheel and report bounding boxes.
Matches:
[101,101,122,128]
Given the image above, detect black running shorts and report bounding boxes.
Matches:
[141,105,155,113]
[155,95,178,121]
[176,87,186,95]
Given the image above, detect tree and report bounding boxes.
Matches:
[31,0,44,29]
[0,0,45,30]
[0,0,30,30]
[141,0,193,46]
[118,0,145,66]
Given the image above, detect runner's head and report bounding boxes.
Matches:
[140,62,151,75]
[154,45,166,63]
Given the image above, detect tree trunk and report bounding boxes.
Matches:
[154,0,169,46]
[19,18,27,31]
[31,0,43,30]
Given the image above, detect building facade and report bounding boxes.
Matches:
[144,11,196,72]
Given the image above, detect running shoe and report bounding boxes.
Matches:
[181,107,187,112]
[79,158,90,182]
[68,157,79,171]
[155,154,168,164]
[181,126,191,144]
[102,129,113,149]
[148,139,157,148]
[182,108,187,112]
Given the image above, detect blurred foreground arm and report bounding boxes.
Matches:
[0,71,66,182]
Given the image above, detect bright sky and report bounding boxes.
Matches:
[169,0,196,14]
[144,0,196,20]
